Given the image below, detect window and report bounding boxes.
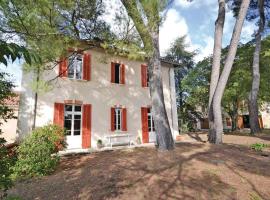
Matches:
[141,64,149,87]
[64,105,82,136]
[111,62,125,84]
[146,68,149,87]
[68,54,83,79]
[147,108,155,132]
[114,63,121,84]
[114,108,122,131]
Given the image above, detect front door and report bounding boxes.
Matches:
[147,108,156,143]
[64,104,82,149]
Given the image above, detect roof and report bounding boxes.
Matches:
[3,92,20,107]
[79,39,181,68]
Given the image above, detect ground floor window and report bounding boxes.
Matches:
[64,104,82,136]
[147,108,155,132]
[114,107,122,131]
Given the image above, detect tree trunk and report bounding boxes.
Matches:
[212,0,251,144]
[148,28,174,151]
[248,0,265,135]
[208,0,226,143]
[231,99,238,131]
[120,0,174,150]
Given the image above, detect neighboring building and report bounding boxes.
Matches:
[198,106,269,131]
[1,93,20,144]
[17,47,179,149]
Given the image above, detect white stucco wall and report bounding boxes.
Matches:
[261,103,270,129]
[1,109,18,144]
[17,48,179,148]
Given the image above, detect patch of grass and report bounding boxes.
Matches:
[5,196,24,200]
[250,143,269,152]
[249,192,262,200]
[262,129,270,135]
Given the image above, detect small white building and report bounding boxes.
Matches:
[1,93,19,144]
[17,47,179,149]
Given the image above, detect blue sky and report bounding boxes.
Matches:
[1,0,257,90]
[160,0,256,59]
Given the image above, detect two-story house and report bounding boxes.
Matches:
[17,46,179,149]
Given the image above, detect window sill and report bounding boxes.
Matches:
[61,77,90,82]
[111,130,127,133]
[111,82,125,86]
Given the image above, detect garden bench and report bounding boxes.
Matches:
[105,133,132,148]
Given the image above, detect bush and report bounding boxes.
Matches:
[250,143,269,152]
[0,137,16,199]
[12,125,66,178]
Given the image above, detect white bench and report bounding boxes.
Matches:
[105,133,132,148]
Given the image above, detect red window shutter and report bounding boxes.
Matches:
[59,58,68,77]
[111,62,115,83]
[141,107,149,143]
[120,64,125,84]
[122,108,127,131]
[83,53,91,81]
[141,64,147,87]
[82,104,91,149]
[53,103,64,127]
[111,107,115,131]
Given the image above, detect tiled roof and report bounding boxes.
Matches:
[3,93,20,107]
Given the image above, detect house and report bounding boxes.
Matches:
[0,93,20,144]
[197,105,269,131]
[17,46,179,149]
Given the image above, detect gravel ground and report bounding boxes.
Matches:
[7,133,270,200]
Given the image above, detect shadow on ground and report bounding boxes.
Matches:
[8,141,270,200]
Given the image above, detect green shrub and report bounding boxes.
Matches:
[12,125,66,178]
[250,143,269,152]
[0,138,15,199]
[5,196,24,200]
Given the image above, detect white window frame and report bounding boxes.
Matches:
[147,108,155,132]
[64,104,82,136]
[114,107,122,131]
[68,54,83,80]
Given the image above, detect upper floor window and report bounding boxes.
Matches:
[64,104,82,136]
[146,68,149,87]
[114,63,121,84]
[68,54,83,80]
[147,108,155,132]
[141,64,149,87]
[111,62,125,84]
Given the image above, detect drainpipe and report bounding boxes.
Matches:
[32,67,40,130]
[169,67,179,140]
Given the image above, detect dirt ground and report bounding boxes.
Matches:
[8,133,270,200]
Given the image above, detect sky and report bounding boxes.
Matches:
[0,0,257,90]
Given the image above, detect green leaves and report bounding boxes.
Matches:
[12,124,66,179]
[0,41,41,66]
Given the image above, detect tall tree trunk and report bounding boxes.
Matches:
[248,0,265,135]
[148,28,174,150]
[208,0,226,143]
[212,0,251,144]
[120,0,174,150]
[230,99,238,131]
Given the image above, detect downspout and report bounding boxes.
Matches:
[169,66,179,139]
[32,67,40,130]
